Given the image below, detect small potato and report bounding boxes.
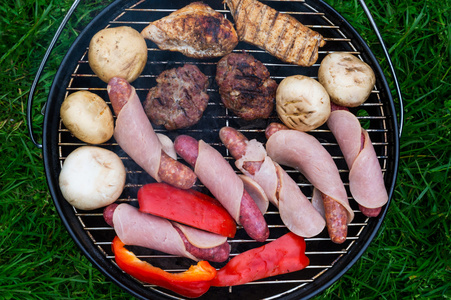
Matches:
[88,26,147,83]
[318,53,376,107]
[59,146,126,210]
[60,91,114,144]
[276,75,331,131]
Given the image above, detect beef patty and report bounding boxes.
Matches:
[215,52,277,120]
[144,64,209,130]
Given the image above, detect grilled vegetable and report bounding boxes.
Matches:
[211,232,309,286]
[112,236,216,298]
[59,146,126,210]
[88,26,147,83]
[318,53,376,107]
[138,183,237,238]
[276,75,331,131]
[60,91,114,144]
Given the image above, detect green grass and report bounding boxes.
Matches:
[1,0,450,299]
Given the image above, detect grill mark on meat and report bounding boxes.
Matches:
[240,0,257,40]
[281,19,300,61]
[309,37,323,65]
[269,14,290,54]
[263,10,279,46]
[144,65,209,130]
[233,0,246,37]
[216,52,276,120]
[252,4,268,43]
[294,31,309,64]
[141,2,238,58]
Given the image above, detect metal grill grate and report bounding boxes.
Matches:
[55,0,393,298]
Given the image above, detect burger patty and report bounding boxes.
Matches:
[144,64,210,130]
[215,52,277,120]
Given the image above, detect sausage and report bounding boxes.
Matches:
[357,131,382,217]
[103,204,229,262]
[266,122,349,243]
[103,203,118,227]
[265,122,289,139]
[108,77,196,190]
[173,226,230,263]
[174,135,269,242]
[329,105,384,217]
[359,205,382,217]
[220,127,263,175]
[322,194,347,244]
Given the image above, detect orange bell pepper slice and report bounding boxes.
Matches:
[112,236,216,298]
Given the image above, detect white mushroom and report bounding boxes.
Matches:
[276,75,331,132]
[88,26,148,83]
[59,146,126,210]
[60,91,114,144]
[318,52,376,107]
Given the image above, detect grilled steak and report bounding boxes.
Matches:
[225,0,326,66]
[144,64,209,130]
[141,2,239,59]
[216,52,277,120]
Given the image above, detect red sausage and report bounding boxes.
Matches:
[108,77,196,190]
[322,194,347,244]
[174,135,269,242]
[103,204,229,262]
[103,203,118,227]
[219,127,263,175]
[172,226,230,263]
[266,122,349,244]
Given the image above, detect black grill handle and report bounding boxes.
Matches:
[27,0,82,149]
[358,0,404,138]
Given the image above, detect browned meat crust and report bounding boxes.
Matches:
[141,2,239,58]
[225,0,326,66]
[144,64,209,130]
[215,52,277,120]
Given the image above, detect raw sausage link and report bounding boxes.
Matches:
[157,154,197,190]
[219,127,263,175]
[359,204,382,217]
[266,122,349,244]
[322,194,347,244]
[173,226,230,263]
[103,203,118,227]
[174,135,269,242]
[219,127,249,159]
[265,122,290,139]
[107,77,197,190]
[103,204,229,262]
[108,77,132,115]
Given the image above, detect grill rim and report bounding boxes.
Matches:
[42,0,400,299]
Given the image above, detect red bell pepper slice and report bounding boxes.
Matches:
[211,232,309,286]
[138,183,236,238]
[112,236,216,298]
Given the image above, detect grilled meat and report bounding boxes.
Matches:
[144,64,210,130]
[225,0,326,66]
[216,52,277,120]
[141,2,239,59]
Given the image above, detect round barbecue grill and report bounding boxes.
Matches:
[27,0,402,299]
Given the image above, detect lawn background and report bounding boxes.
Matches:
[0,0,450,299]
